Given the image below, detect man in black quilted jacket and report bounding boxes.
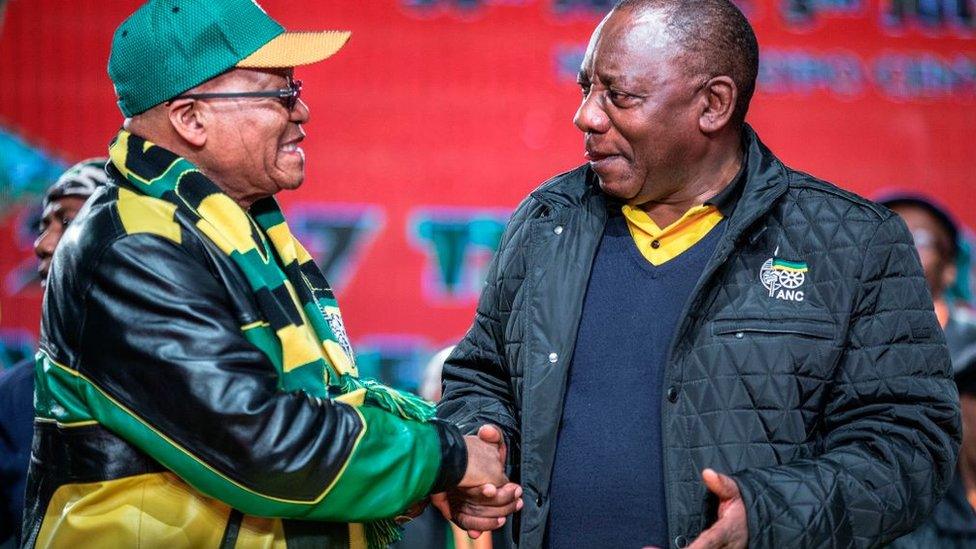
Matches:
[435,0,961,547]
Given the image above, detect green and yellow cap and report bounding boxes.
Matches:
[108,0,350,117]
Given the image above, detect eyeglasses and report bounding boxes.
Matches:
[171,79,303,111]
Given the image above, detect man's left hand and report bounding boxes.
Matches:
[688,468,747,549]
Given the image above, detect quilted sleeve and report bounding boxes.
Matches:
[436,201,531,455]
[732,213,961,548]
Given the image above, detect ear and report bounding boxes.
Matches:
[698,76,738,134]
[166,99,208,148]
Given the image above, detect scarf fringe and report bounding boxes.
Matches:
[338,376,436,422]
[366,520,404,548]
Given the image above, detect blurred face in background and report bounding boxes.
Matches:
[34,195,88,283]
[890,204,956,300]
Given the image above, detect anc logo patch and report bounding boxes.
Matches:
[760,257,808,302]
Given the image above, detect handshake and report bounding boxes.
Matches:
[429,424,523,539]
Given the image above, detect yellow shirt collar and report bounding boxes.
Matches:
[621,204,724,266]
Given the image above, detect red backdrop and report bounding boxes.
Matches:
[1,0,974,388]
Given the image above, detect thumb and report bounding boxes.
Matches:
[478,424,504,445]
[702,468,740,501]
[430,492,451,521]
[478,424,507,464]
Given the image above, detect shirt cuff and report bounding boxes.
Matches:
[429,418,467,493]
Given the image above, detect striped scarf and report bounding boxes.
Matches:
[109,129,433,547]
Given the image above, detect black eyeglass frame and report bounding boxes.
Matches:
[170,79,303,111]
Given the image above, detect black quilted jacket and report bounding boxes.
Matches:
[437,126,961,549]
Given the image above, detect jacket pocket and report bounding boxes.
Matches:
[708,316,840,390]
[711,317,835,340]
[704,317,839,452]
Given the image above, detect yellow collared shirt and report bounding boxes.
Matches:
[621,203,725,266]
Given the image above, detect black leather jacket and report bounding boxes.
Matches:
[25,175,466,547]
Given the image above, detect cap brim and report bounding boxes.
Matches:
[236,30,351,68]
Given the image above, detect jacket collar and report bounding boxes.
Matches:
[529,125,790,240]
[529,164,602,212]
[723,124,791,240]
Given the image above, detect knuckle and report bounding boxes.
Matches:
[457,516,492,530]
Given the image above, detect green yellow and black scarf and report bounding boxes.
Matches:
[109,129,433,547]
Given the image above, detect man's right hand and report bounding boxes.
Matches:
[459,428,508,488]
[432,425,523,537]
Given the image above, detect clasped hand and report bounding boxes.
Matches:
[431,424,523,538]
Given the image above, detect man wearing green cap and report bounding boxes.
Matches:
[22,1,520,547]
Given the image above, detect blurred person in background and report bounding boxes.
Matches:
[33,160,112,285]
[0,158,109,547]
[882,195,976,548]
[421,346,456,404]
[436,0,960,547]
[23,0,517,547]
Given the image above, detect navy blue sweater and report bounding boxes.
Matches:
[544,209,724,548]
